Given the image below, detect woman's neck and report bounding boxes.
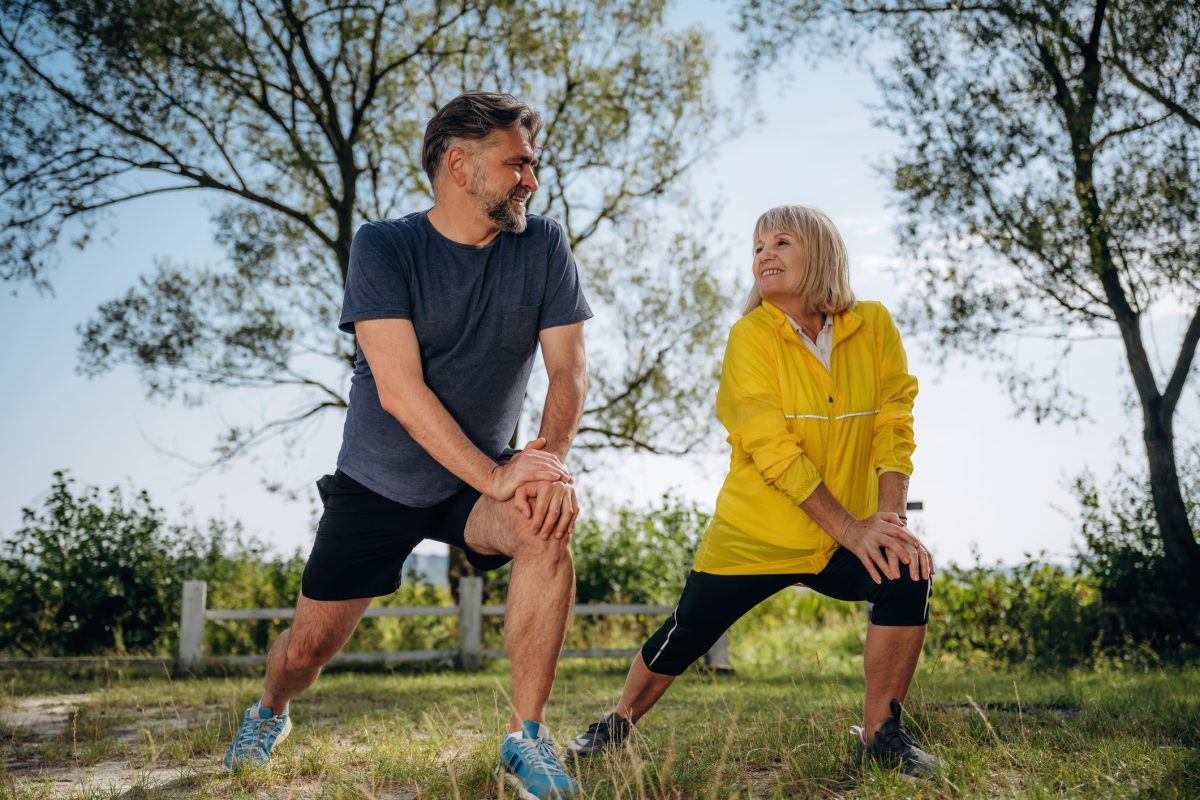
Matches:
[769,295,824,340]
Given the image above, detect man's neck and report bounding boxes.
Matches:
[427,200,501,247]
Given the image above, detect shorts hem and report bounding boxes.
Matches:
[300,579,400,602]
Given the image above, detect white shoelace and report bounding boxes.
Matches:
[235,713,282,753]
[514,736,569,777]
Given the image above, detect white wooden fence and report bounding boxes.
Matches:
[179,577,730,672]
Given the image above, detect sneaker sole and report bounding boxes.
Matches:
[851,725,939,781]
[501,769,578,800]
[502,771,540,800]
[565,742,599,758]
[566,731,629,758]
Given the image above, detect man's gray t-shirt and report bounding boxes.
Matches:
[336,211,592,506]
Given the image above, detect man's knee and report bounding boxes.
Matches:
[510,526,574,567]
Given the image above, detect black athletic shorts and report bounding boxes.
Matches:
[300,470,512,601]
[640,546,933,676]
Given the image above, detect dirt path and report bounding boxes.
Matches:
[2,692,425,799]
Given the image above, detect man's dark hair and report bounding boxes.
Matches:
[422,92,544,183]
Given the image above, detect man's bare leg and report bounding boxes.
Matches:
[862,623,925,740]
[465,496,574,732]
[613,651,676,723]
[258,593,373,713]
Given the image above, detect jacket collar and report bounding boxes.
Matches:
[760,300,863,346]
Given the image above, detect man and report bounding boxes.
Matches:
[224,92,591,800]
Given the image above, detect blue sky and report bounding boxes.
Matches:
[3,2,1194,568]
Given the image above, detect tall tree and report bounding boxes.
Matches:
[1,0,730,467]
[736,0,1200,607]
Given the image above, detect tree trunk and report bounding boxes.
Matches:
[1142,407,1200,609]
[1039,3,1200,616]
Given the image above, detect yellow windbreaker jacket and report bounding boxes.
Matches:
[693,300,918,575]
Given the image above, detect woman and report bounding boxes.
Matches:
[568,205,939,775]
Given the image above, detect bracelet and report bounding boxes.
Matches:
[897,515,908,522]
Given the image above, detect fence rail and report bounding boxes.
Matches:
[178,577,728,672]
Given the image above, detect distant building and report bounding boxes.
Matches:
[401,553,449,587]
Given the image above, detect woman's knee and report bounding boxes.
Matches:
[868,573,931,626]
[639,612,717,676]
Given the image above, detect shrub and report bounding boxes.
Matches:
[483,493,704,651]
[1071,444,1200,660]
[0,471,303,657]
[17,468,1190,669]
[926,552,1101,670]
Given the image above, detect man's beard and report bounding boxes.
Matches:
[471,175,528,234]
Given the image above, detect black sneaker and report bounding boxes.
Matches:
[566,712,631,757]
[855,699,941,777]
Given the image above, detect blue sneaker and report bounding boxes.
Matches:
[499,720,581,799]
[224,702,292,769]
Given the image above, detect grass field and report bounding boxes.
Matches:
[3,626,1198,799]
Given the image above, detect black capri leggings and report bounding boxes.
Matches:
[640,546,932,676]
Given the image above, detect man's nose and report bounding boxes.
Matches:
[522,165,539,192]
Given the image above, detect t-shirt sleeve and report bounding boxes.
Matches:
[538,218,593,329]
[338,222,412,334]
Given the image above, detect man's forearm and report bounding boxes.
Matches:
[878,471,910,518]
[381,381,500,496]
[537,366,587,460]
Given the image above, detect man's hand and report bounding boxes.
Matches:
[836,512,930,585]
[487,437,572,501]
[513,479,579,539]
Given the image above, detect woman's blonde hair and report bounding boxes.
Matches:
[741,205,856,316]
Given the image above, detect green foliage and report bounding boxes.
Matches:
[1071,447,1200,658]
[482,494,704,651]
[1,473,232,655]
[572,494,704,605]
[0,471,176,656]
[1,0,734,463]
[342,578,457,656]
[926,553,1102,671]
[927,445,1200,669]
[732,587,865,669]
[0,471,302,658]
[184,536,306,659]
[734,0,1200,612]
[11,472,1191,669]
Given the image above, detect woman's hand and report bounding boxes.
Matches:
[836,512,930,584]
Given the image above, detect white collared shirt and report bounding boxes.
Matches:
[786,313,834,371]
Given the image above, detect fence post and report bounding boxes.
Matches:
[458,577,483,671]
[179,580,207,671]
[703,631,734,674]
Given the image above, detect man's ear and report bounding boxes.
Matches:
[443,142,474,189]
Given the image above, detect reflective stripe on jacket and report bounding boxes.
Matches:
[693,299,918,575]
